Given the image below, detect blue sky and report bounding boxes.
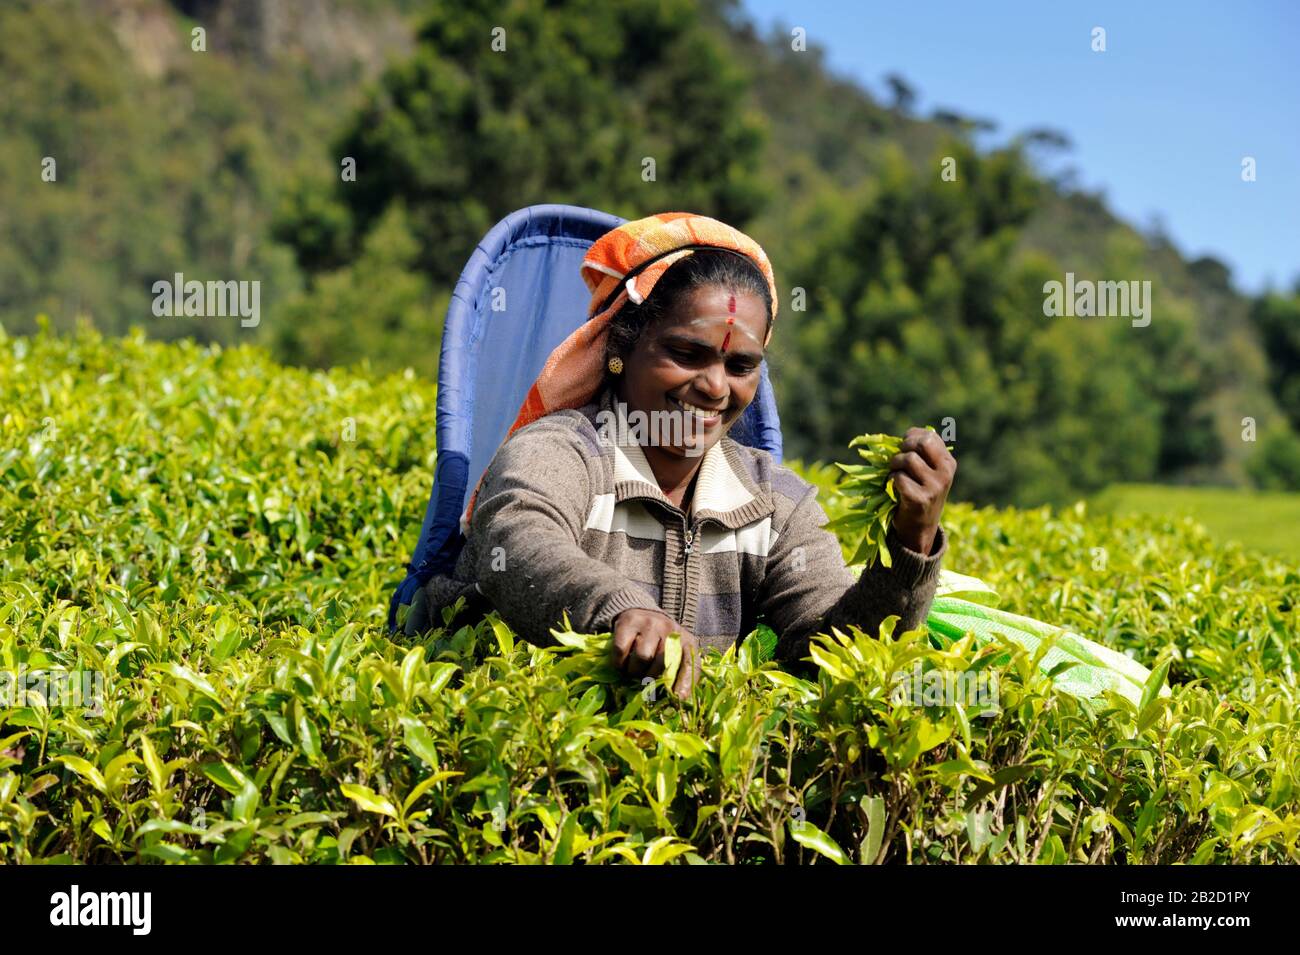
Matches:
[741,0,1299,294]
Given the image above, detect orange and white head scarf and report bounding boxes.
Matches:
[462,211,779,530]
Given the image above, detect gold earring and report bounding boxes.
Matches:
[607,356,624,374]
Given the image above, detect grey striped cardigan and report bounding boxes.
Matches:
[405,387,947,666]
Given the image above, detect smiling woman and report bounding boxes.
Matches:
[606,251,771,490]
[404,212,957,698]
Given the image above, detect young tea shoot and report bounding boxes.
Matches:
[826,429,949,568]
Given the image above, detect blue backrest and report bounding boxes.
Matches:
[389,204,783,631]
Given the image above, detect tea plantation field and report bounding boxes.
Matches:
[2,327,1298,864]
[1092,483,1300,564]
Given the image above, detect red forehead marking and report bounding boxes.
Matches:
[723,296,737,351]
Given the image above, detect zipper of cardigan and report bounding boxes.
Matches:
[678,518,698,622]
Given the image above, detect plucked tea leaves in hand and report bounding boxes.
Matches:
[826,430,949,568]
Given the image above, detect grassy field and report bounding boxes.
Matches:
[1090,484,1300,565]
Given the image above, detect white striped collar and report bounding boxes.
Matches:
[606,398,756,518]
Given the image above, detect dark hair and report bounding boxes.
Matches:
[603,249,774,375]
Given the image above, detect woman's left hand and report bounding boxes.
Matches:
[888,427,957,555]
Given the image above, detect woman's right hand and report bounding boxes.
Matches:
[611,608,700,699]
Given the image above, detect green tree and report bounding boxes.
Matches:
[1250,287,1300,431]
[272,204,441,379]
[776,141,1218,506]
[1247,424,1300,491]
[277,0,769,288]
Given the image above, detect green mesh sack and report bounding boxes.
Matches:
[924,570,1165,707]
[785,569,1163,708]
[750,569,1164,707]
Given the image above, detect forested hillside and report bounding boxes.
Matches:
[2,0,1296,503]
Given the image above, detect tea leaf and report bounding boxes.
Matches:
[341,783,398,819]
[789,820,852,865]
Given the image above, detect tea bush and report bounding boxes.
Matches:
[2,326,1297,863]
